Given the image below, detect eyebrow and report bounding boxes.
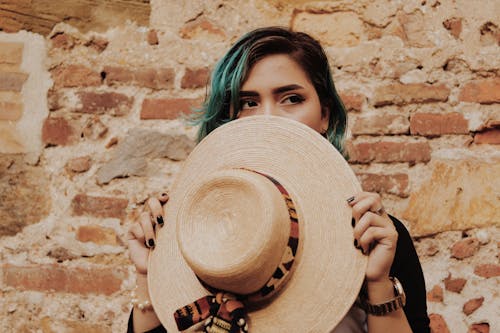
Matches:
[239,84,305,97]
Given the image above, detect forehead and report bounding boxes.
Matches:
[241,54,313,90]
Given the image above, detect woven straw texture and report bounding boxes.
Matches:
[149,116,367,332]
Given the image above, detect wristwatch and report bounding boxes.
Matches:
[361,277,406,316]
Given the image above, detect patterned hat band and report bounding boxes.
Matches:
[174,169,300,332]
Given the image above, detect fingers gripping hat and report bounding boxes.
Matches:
[148,116,367,332]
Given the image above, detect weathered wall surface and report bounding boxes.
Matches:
[0,1,498,332]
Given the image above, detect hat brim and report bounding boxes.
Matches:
[149,116,367,332]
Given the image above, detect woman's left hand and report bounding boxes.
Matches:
[348,192,398,283]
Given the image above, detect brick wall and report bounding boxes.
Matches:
[0,1,499,332]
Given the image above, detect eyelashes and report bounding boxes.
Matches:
[239,94,305,111]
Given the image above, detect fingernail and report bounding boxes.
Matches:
[354,239,358,247]
[148,239,155,248]
[346,196,355,203]
[157,215,164,226]
[351,218,355,228]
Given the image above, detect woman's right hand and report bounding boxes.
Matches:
[127,193,169,274]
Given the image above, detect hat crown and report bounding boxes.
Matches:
[177,169,291,295]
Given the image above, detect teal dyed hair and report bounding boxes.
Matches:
[191,27,348,157]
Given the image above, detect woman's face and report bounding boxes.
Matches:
[236,54,329,134]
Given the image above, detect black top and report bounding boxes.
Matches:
[127,215,430,333]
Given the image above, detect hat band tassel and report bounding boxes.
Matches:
[174,171,300,332]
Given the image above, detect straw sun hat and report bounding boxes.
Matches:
[148,116,367,332]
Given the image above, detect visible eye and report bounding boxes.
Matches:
[240,99,259,110]
[281,94,305,105]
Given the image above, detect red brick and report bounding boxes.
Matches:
[51,64,101,88]
[348,140,431,164]
[103,66,174,89]
[136,68,174,89]
[77,91,133,116]
[373,83,450,106]
[180,18,226,39]
[352,114,409,135]
[410,112,469,136]
[103,66,133,83]
[42,117,77,146]
[474,128,500,144]
[468,323,490,333]
[459,79,500,104]
[443,18,462,38]
[50,32,75,49]
[463,297,484,316]
[76,225,119,245]
[357,172,409,197]
[443,274,466,293]
[0,101,23,120]
[66,156,91,173]
[181,67,210,89]
[147,29,159,45]
[339,92,364,112]
[451,237,480,259]
[429,313,450,333]
[141,97,201,120]
[2,264,127,295]
[0,71,28,91]
[0,42,24,65]
[427,285,444,302]
[71,194,128,219]
[474,263,500,278]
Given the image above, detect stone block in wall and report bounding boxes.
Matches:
[0,155,51,236]
[96,128,196,184]
[403,157,500,236]
[292,11,365,47]
[0,0,150,35]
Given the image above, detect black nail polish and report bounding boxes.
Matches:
[347,196,355,203]
[351,218,355,228]
[148,239,155,247]
[157,215,164,226]
[354,239,358,247]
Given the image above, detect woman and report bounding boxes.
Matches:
[127,27,430,333]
